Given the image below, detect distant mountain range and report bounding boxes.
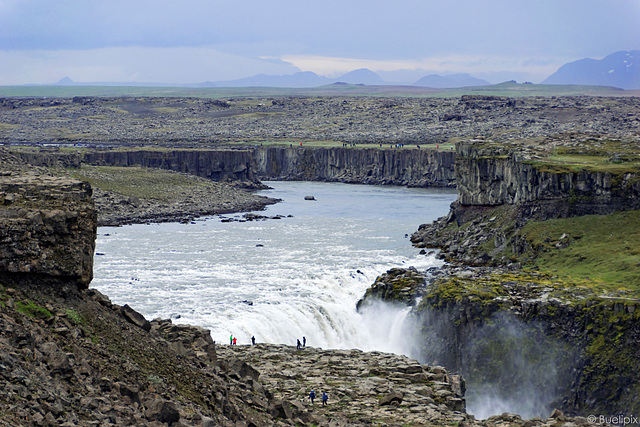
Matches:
[53,49,639,90]
[209,69,489,88]
[210,68,387,88]
[413,74,490,88]
[543,50,640,90]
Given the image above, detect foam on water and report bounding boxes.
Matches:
[92,181,456,354]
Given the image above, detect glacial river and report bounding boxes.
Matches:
[92,181,456,354]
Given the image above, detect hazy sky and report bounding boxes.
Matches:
[1,0,638,85]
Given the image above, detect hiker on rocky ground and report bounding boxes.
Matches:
[251,336,256,345]
[229,335,233,345]
[297,339,301,349]
[232,337,237,345]
[322,392,328,406]
[309,390,316,404]
[303,336,306,347]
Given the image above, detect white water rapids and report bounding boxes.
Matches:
[91,181,563,419]
[92,181,456,352]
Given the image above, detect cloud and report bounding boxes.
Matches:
[0,0,638,85]
[0,47,300,85]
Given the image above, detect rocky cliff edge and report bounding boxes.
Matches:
[0,172,96,290]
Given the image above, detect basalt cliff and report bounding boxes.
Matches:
[374,139,640,418]
[0,172,96,290]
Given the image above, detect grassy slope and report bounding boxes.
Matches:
[521,210,640,292]
[68,165,213,202]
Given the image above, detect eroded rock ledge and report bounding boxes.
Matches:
[0,173,97,289]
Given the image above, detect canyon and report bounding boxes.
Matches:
[1,94,639,424]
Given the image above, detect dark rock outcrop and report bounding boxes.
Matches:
[455,141,640,217]
[0,174,97,289]
[356,266,426,310]
[255,146,456,187]
[83,148,261,184]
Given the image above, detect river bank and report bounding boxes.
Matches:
[68,165,280,226]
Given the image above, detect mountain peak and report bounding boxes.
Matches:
[543,50,640,89]
[335,69,385,85]
[56,77,75,85]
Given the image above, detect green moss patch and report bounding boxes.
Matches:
[520,210,640,292]
[15,300,53,320]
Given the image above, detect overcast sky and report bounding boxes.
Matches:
[0,0,638,85]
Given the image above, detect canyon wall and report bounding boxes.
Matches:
[360,266,640,418]
[0,174,97,290]
[255,146,456,187]
[455,142,640,220]
[82,149,261,184]
[404,140,640,417]
[81,146,457,188]
[413,279,640,418]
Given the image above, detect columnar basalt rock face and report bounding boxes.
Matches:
[455,142,640,218]
[0,174,97,289]
[255,146,456,187]
[13,150,82,169]
[83,149,261,184]
[81,146,457,188]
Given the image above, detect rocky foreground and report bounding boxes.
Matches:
[0,282,594,427]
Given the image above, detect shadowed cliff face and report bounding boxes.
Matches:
[416,307,576,419]
[455,142,640,218]
[81,146,457,188]
[83,149,261,184]
[255,146,456,187]
[0,174,97,289]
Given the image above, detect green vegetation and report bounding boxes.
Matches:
[527,141,640,174]
[428,202,640,295]
[64,308,84,325]
[520,210,640,291]
[15,299,53,320]
[68,165,213,201]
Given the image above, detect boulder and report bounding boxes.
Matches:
[121,304,151,332]
[145,398,180,424]
[379,391,404,406]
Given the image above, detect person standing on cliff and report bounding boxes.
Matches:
[322,392,328,406]
[297,339,301,349]
[230,335,233,345]
[232,337,237,345]
[309,390,316,404]
[251,336,256,345]
[303,336,306,347]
